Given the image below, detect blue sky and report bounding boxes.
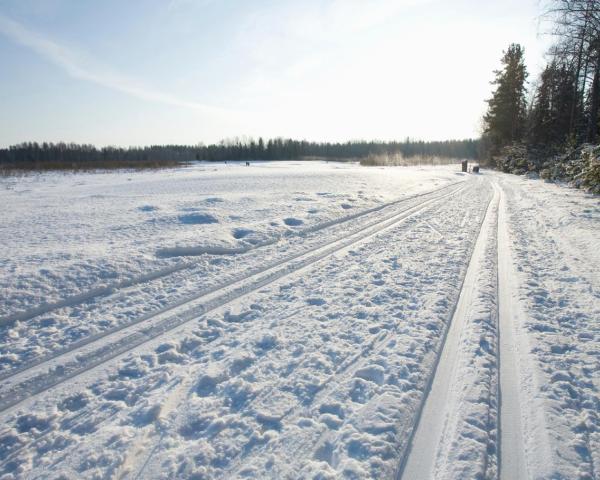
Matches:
[0,0,551,147]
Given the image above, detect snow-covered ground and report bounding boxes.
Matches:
[0,161,598,479]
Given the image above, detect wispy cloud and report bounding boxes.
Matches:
[0,12,237,116]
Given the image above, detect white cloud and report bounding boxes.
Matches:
[0,12,240,117]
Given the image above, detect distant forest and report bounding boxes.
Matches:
[0,138,480,171]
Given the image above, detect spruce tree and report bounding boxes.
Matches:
[529,61,576,146]
[484,44,528,152]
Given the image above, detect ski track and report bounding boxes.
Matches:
[0,181,460,328]
[497,174,600,480]
[1,178,484,479]
[0,183,465,415]
[1,163,462,377]
[1,164,598,480]
[398,178,498,480]
[118,180,489,480]
[498,183,532,479]
[0,181,462,384]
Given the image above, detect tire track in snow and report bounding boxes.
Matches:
[0,183,466,415]
[396,179,497,480]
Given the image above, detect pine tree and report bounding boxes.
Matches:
[484,44,529,152]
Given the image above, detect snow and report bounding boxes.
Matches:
[0,161,598,479]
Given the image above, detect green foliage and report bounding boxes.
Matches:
[487,2,600,195]
[503,143,600,194]
[575,146,600,193]
[494,143,529,174]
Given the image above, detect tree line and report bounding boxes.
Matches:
[483,0,600,192]
[0,138,480,171]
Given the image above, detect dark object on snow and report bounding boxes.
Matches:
[473,165,480,173]
[246,161,250,166]
[461,160,468,172]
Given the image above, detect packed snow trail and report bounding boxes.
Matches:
[1,163,598,479]
[497,185,547,480]
[399,180,499,480]
[397,175,598,480]
[0,180,461,328]
[496,174,599,479]
[121,180,491,479]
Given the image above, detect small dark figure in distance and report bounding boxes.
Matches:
[246,161,250,166]
[473,165,480,173]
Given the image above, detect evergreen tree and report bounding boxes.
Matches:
[484,43,529,152]
[528,61,577,146]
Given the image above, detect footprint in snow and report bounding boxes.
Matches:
[283,217,303,226]
[178,213,219,225]
[232,227,254,239]
[307,298,326,306]
[138,205,157,212]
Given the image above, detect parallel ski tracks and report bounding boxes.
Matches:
[0,181,462,385]
[123,183,476,480]
[397,179,541,480]
[0,181,462,327]
[220,178,495,480]
[396,179,498,480]
[0,182,466,415]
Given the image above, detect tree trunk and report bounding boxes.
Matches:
[586,53,600,143]
[571,26,588,135]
